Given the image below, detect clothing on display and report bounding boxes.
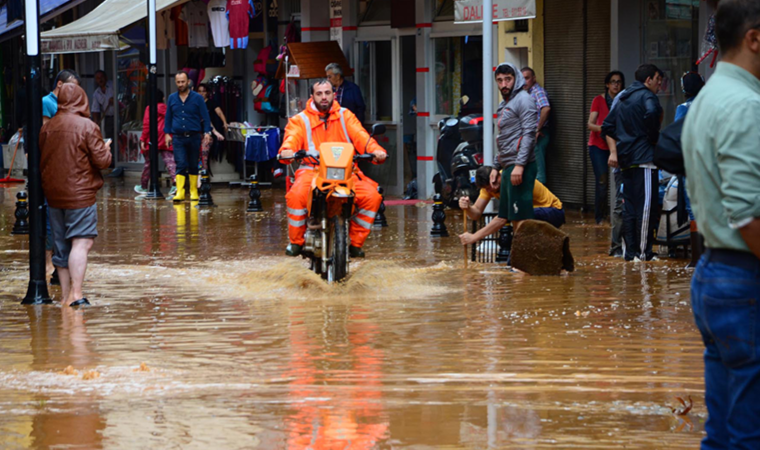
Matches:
[226,0,255,49]
[208,0,230,48]
[171,5,189,46]
[156,10,171,49]
[181,1,210,48]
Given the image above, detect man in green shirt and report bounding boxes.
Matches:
[682,1,760,447]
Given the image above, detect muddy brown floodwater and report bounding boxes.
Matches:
[0,181,705,449]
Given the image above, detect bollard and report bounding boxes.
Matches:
[373,186,388,228]
[197,170,215,207]
[12,191,30,235]
[495,224,514,263]
[430,193,449,237]
[247,174,263,212]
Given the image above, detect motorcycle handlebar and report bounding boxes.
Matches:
[277,150,378,162]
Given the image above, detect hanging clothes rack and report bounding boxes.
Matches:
[227,124,280,186]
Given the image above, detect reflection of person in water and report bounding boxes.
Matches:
[285,306,389,448]
[26,307,104,449]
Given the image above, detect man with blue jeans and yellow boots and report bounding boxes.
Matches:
[459,63,537,247]
[164,71,212,202]
[682,1,760,448]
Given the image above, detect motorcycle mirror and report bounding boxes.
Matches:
[371,123,387,137]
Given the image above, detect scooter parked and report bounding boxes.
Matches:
[433,113,484,209]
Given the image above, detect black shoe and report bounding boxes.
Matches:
[69,298,90,307]
[285,244,302,257]
[107,167,124,178]
[349,246,365,258]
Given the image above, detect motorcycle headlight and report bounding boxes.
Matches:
[326,168,346,180]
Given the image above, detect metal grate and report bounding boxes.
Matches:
[470,213,500,263]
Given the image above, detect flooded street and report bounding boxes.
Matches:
[0,181,704,449]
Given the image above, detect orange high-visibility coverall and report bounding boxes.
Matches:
[279,99,387,248]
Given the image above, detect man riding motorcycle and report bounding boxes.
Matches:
[279,79,387,258]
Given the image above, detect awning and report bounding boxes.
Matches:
[40,0,186,54]
[0,0,87,43]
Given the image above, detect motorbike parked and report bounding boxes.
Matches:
[279,124,386,283]
[433,113,484,209]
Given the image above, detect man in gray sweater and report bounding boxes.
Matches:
[459,62,538,246]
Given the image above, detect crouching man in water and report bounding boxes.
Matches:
[40,84,112,307]
[459,63,538,247]
[460,165,565,233]
[279,79,387,258]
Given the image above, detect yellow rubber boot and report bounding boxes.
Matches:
[173,174,186,202]
[188,174,199,201]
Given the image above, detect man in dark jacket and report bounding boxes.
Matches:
[40,84,112,307]
[602,63,663,261]
[326,63,366,124]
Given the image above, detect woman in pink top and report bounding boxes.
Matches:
[136,90,177,195]
[587,71,624,224]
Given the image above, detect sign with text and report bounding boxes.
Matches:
[454,0,536,23]
[330,0,343,49]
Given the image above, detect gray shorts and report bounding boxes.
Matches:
[49,204,98,268]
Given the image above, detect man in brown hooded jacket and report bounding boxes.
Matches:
[40,84,112,307]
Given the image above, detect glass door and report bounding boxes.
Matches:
[354,38,403,196]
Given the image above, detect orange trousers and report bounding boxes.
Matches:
[286,168,381,248]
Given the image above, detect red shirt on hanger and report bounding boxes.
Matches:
[171,5,189,46]
[226,0,254,49]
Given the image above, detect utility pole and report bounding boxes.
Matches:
[144,0,163,199]
[22,0,52,304]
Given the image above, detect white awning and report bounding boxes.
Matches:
[40,0,186,54]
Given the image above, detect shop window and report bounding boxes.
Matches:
[434,36,483,117]
[117,49,148,164]
[642,0,700,124]
[356,40,393,122]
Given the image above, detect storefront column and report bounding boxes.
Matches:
[415,0,435,200]
[301,0,330,43]
[341,0,358,62]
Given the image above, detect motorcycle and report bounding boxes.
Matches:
[433,113,484,209]
[279,124,386,283]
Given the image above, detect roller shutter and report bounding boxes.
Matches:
[544,0,610,209]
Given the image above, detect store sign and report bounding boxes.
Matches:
[330,0,342,49]
[40,35,120,54]
[454,0,536,23]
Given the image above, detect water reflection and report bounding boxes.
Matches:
[0,182,705,448]
[26,306,105,449]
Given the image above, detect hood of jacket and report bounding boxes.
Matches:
[497,62,527,101]
[56,83,90,118]
[305,98,341,121]
[616,81,651,103]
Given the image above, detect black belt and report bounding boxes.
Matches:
[175,131,201,137]
[705,249,760,272]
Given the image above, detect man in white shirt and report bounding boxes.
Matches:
[91,70,115,140]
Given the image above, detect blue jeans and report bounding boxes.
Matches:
[588,146,610,224]
[691,250,760,449]
[172,134,202,176]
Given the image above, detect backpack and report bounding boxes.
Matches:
[252,76,268,113]
[654,116,685,175]
[253,45,273,74]
[260,84,280,114]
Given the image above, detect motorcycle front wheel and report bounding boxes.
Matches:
[325,216,348,283]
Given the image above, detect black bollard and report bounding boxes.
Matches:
[247,174,263,212]
[496,224,514,263]
[12,191,30,235]
[430,193,449,237]
[373,186,388,228]
[197,170,214,207]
